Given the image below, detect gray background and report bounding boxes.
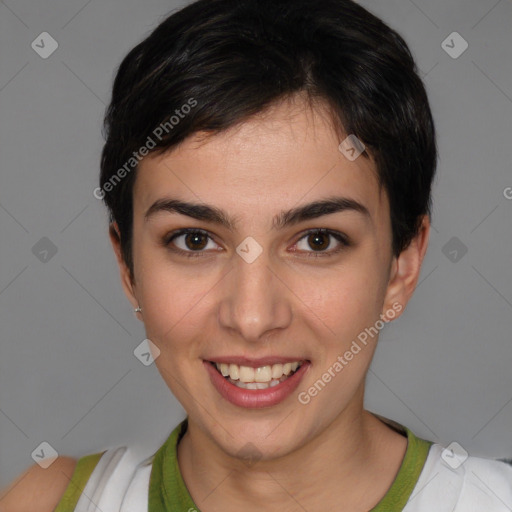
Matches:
[1,0,511,489]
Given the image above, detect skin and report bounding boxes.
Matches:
[0,93,429,512]
[0,456,77,512]
[108,95,430,511]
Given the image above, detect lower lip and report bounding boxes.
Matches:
[204,361,310,409]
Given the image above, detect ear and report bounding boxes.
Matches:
[382,215,430,319]
[109,222,141,316]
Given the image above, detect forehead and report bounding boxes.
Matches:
[134,98,387,226]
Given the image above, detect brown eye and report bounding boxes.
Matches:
[307,232,330,251]
[294,228,349,257]
[164,228,220,257]
[183,231,208,250]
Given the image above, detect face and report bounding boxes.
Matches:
[111,96,428,461]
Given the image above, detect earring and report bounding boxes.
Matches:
[134,306,142,313]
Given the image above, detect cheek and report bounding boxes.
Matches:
[137,263,215,398]
[297,258,387,343]
[139,270,212,343]
[134,242,223,358]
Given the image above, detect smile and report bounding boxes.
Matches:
[212,361,303,390]
[204,359,310,408]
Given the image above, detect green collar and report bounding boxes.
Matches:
[149,418,433,511]
[371,422,433,511]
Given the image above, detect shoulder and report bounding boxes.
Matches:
[0,456,77,512]
[456,454,512,509]
[0,440,160,512]
[409,443,512,511]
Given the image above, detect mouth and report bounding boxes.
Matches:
[204,358,310,408]
[208,360,305,390]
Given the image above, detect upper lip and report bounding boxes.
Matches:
[205,356,308,367]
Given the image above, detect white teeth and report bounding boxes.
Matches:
[214,361,303,385]
[255,366,272,382]
[229,363,239,380]
[239,366,255,383]
[271,364,283,379]
[235,379,282,390]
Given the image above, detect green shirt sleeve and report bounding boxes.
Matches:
[53,451,105,512]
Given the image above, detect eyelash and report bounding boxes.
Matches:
[162,228,350,259]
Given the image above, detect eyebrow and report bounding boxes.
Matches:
[144,195,370,231]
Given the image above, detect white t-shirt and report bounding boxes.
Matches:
[57,419,512,511]
[404,443,512,511]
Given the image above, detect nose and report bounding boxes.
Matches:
[218,247,293,343]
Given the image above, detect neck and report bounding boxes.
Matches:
[177,394,407,512]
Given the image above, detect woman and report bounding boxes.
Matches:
[2,0,511,510]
